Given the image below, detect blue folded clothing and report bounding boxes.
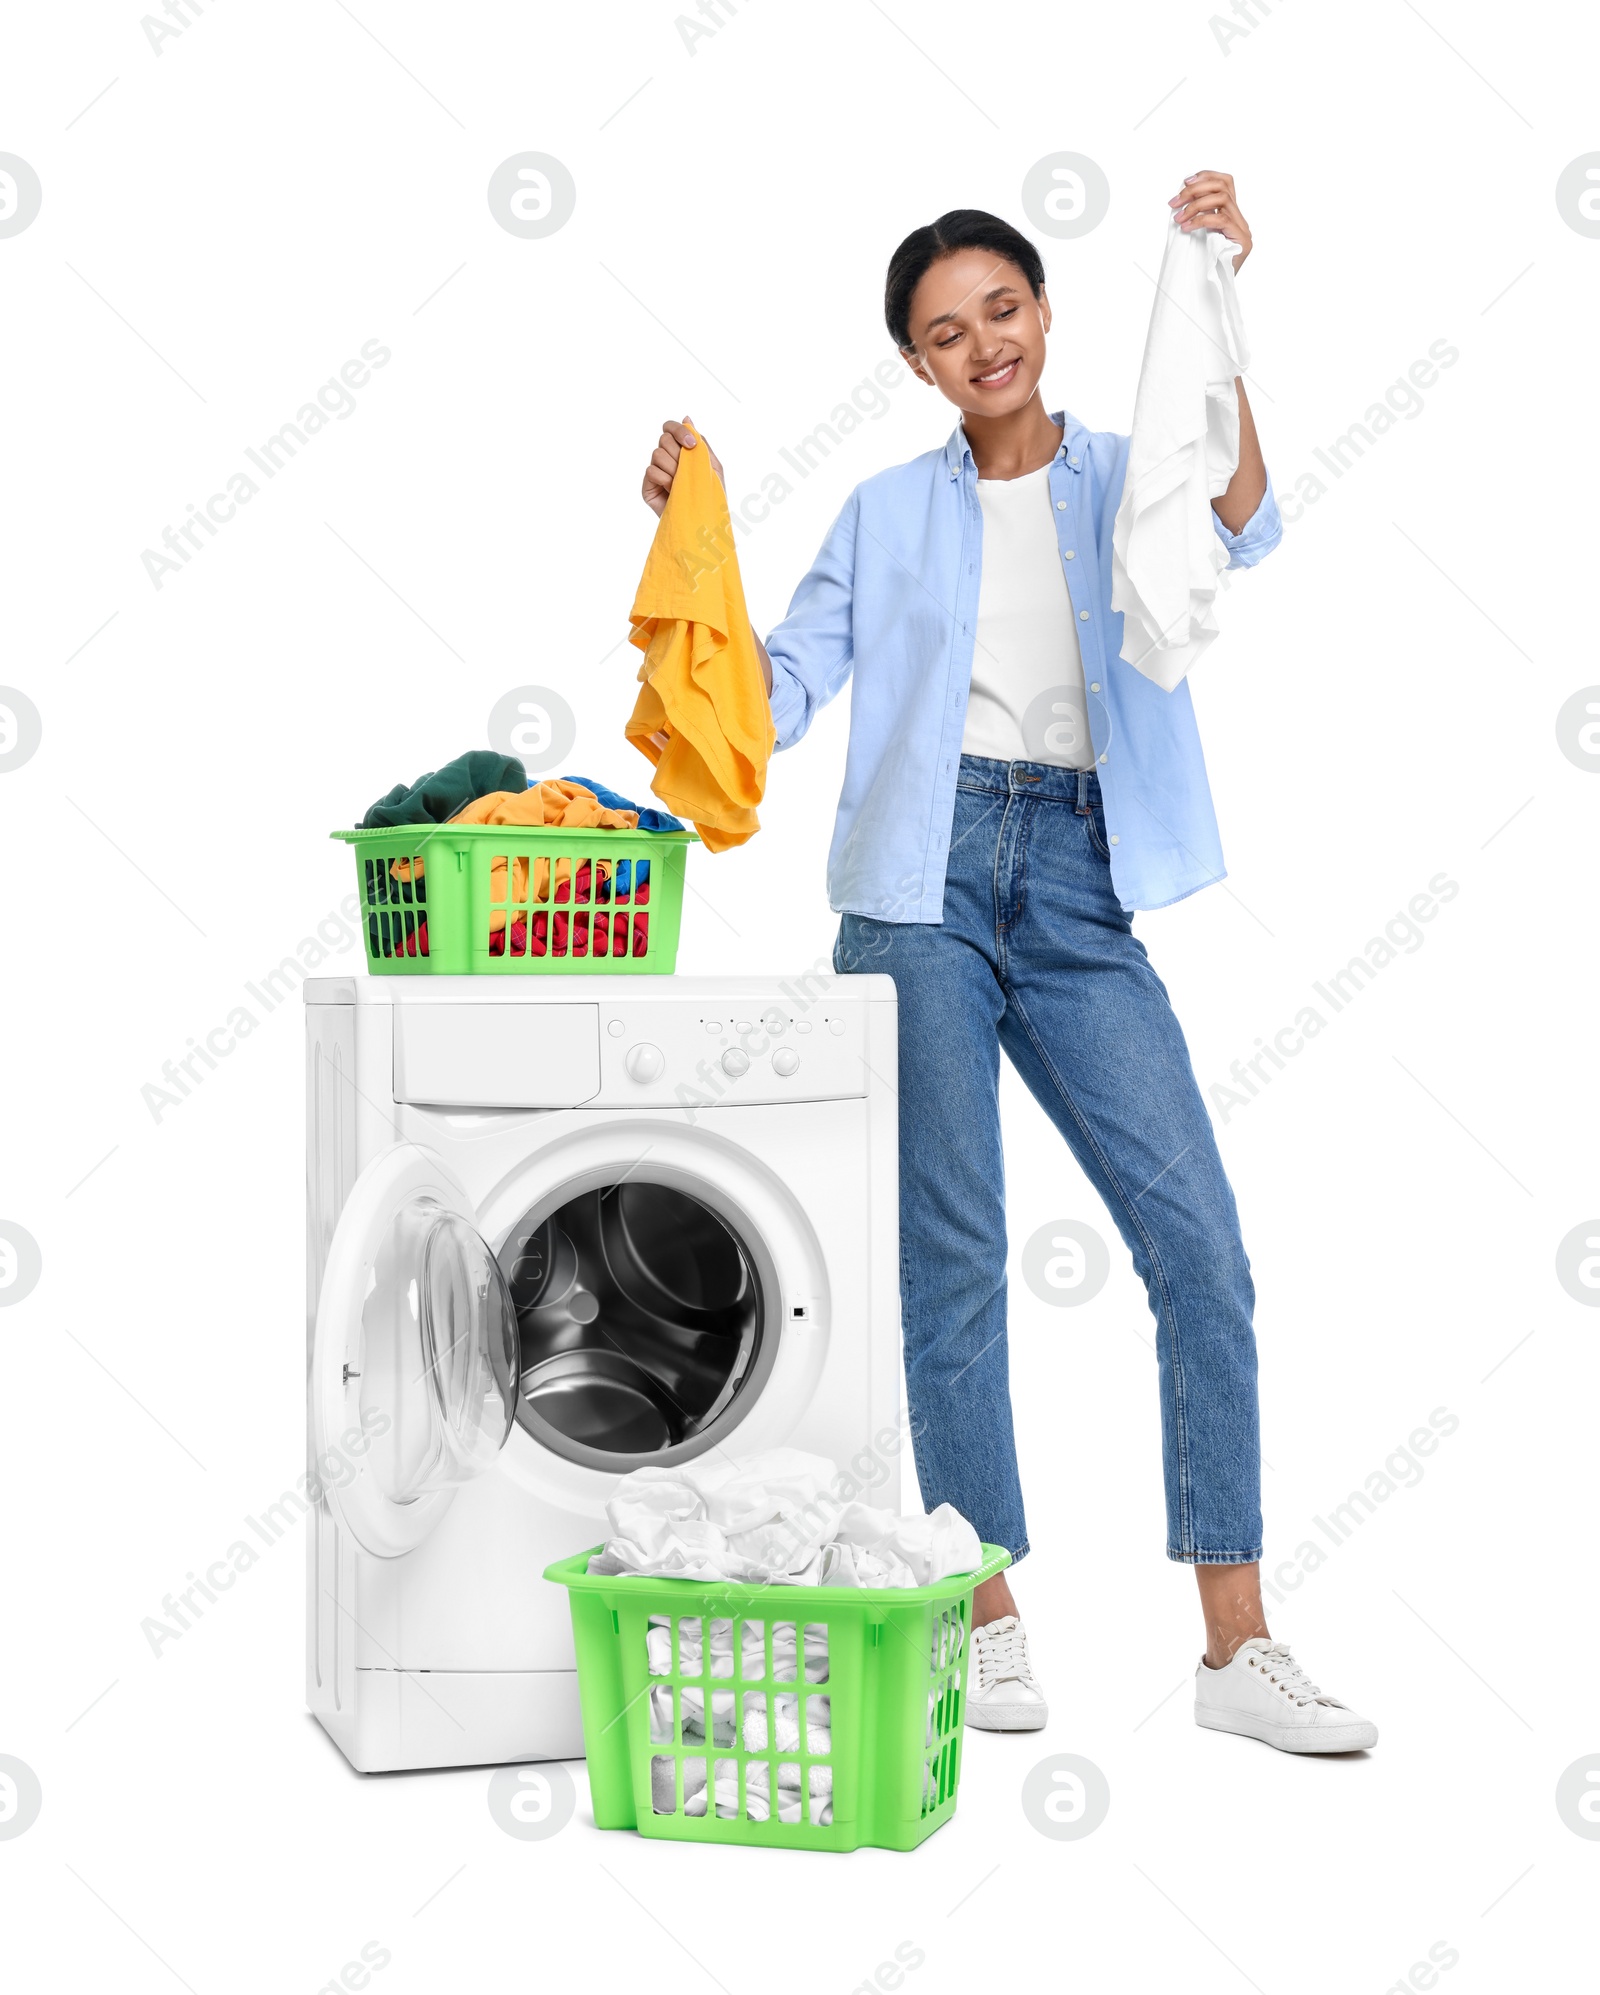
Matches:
[559,774,684,835]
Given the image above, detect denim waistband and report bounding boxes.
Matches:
[956,752,1103,804]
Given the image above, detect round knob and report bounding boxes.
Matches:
[720,1049,749,1078]
[772,1048,800,1078]
[827,1018,846,1037]
[624,1042,665,1083]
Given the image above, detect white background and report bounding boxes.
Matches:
[3,0,1598,1987]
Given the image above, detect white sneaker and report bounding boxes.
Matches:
[1194,1637,1377,1754]
[965,1616,1048,1731]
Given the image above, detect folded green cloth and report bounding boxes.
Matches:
[361,750,527,828]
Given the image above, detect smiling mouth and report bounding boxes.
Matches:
[972,356,1021,387]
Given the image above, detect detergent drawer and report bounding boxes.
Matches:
[392,1004,601,1108]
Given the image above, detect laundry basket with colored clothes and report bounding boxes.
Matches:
[332,823,694,975]
[544,1543,1009,1852]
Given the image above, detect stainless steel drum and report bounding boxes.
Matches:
[499,1182,767,1469]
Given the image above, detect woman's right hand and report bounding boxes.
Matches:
[642,417,725,516]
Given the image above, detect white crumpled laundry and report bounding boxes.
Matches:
[821,1501,984,1588]
[589,1449,840,1585]
[680,1763,834,1826]
[588,1448,983,1588]
[681,1765,742,1820]
[742,1691,830,1755]
[646,1616,828,1684]
[649,1681,832,1754]
[657,1754,834,1825]
[1111,212,1251,691]
[745,1759,832,1824]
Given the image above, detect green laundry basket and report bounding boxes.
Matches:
[544,1544,1010,1853]
[332,824,694,976]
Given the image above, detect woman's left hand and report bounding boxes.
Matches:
[1169,171,1251,272]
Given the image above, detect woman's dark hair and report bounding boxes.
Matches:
[884,209,1046,351]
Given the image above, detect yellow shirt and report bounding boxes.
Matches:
[625,425,774,851]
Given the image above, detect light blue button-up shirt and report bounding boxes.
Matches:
[764,410,1282,918]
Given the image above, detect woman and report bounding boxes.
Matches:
[641,173,1377,1755]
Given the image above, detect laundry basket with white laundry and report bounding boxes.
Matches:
[544,1545,1009,1852]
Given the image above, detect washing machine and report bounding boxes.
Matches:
[303,973,900,1773]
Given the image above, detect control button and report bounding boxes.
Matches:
[624,1043,665,1083]
[827,1018,846,1037]
[606,1019,625,1038]
[772,1049,800,1077]
[704,1020,721,1035]
[795,1021,813,1034]
[735,1019,752,1035]
[721,1049,750,1078]
[763,1010,786,1036]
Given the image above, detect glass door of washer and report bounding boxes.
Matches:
[312,1143,519,1558]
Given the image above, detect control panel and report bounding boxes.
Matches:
[593,998,873,1108]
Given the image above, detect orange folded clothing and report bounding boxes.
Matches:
[451,780,639,834]
[625,423,774,852]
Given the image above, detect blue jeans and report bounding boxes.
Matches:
[834,756,1262,1566]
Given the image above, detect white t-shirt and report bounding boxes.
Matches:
[959,461,1095,770]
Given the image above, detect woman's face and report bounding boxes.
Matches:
[900,249,1051,418]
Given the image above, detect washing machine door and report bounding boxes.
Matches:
[311,1143,520,1558]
